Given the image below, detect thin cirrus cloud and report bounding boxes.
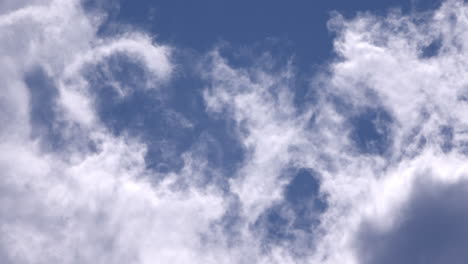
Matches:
[1,0,468,264]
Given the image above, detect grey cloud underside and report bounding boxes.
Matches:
[357,177,468,264]
[3,0,468,263]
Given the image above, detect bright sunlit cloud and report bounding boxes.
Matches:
[1,0,468,263]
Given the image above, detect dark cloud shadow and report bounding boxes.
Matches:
[356,176,468,264]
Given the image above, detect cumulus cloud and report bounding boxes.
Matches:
[0,1,221,263]
[314,1,468,263]
[356,176,468,264]
[201,1,468,263]
[3,0,468,263]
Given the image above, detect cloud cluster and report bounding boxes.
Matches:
[3,0,468,263]
[0,1,222,264]
[203,1,468,263]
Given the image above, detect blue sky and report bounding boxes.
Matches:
[4,0,468,263]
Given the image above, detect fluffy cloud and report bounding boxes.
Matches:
[0,1,222,264]
[3,0,468,263]
[203,1,468,263]
[315,1,468,263]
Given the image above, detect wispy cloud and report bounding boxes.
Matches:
[2,0,468,263]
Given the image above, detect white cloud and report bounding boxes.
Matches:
[310,1,468,263]
[201,1,468,263]
[4,0,468,263]
[0,1,223,264]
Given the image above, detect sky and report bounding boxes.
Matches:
[5,0,468,263]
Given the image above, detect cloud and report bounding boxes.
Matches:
[3,0,468,263]
[201,1,468,263]
[0,1,223,263]
[356,176,468,264]
[307,1,468,263]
